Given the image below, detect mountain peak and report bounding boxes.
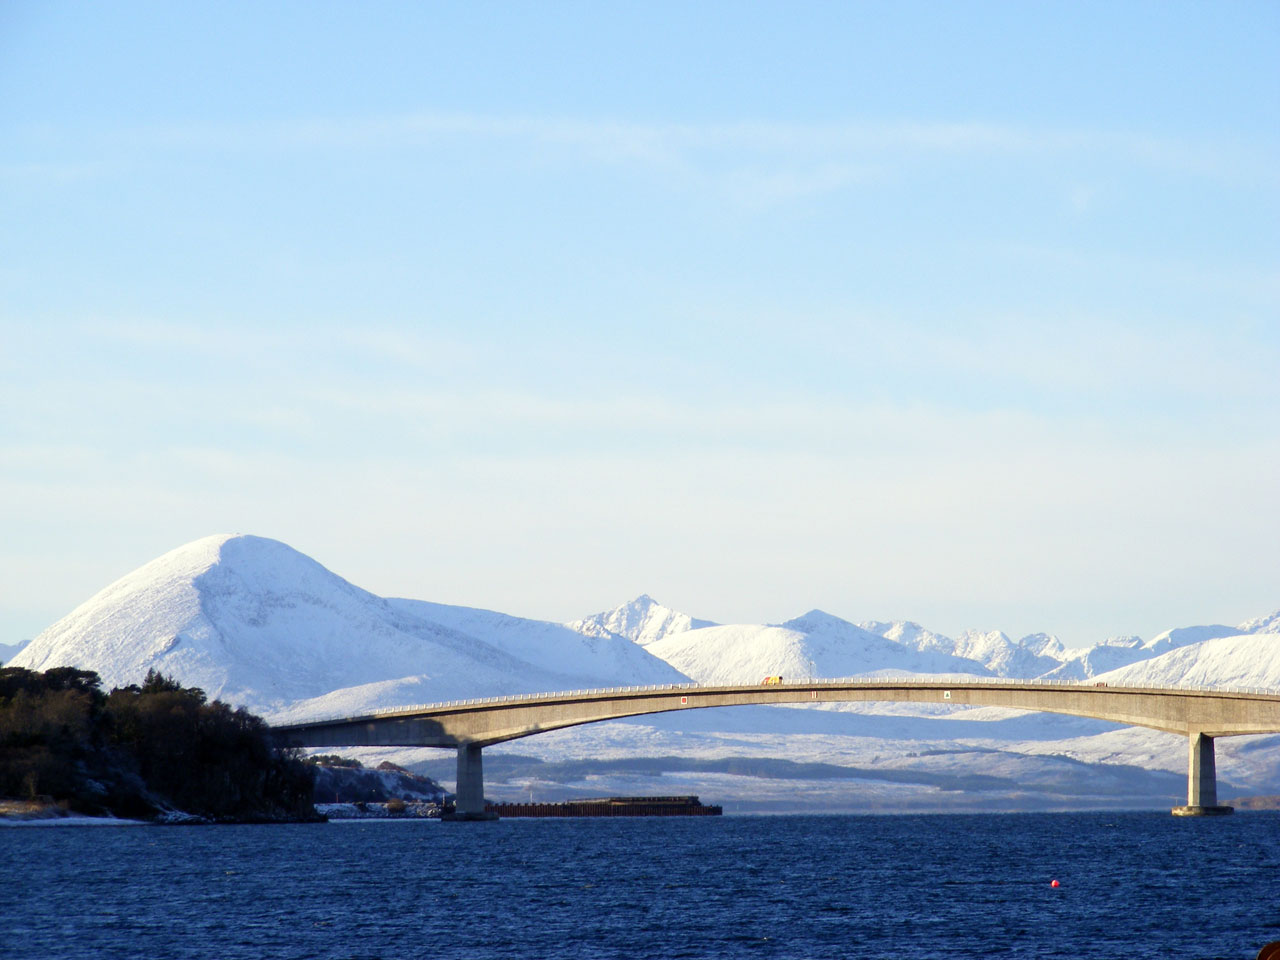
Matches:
[778,609,855,634]
[1143,625,1238,656]
[118,534,319,589]
[12,534,690,713]
[1240,609,1280,635]
[567,595,715,647]
[9,533,386,704]
[1017,632,1066,659]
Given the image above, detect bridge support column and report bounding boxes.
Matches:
[1172,732,1233,816]
[444,743,498,821]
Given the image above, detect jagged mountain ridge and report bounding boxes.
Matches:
[644,610,997,686]
[574,597,1280,686]
[567,594,716,647]
[1096,634,1280,690]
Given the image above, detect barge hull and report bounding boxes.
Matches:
[486,795,722,818]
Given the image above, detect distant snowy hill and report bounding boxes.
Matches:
[646,610,992,686]
[859,620,1063,678]
[0,640,26,665]
[858,614,1280,683]
[387,598,687,687]
[1240,610,1280,634]
[10,535,687,715]
[567,595,715,646]
[1143,624,1241,656]
[1039,636,1149,681]
[1095,633,1280,690]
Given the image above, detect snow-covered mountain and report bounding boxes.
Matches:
[11,534,1280,811]
[387,598,686,688]
[10,535,688,715]
[859,621,1065,678]
[1039,636,1148,681]
[1144,624,1244,656]
[1241,610,1280,634]
[647,610,994,686]
[1095,633,1280,690]
[0,640,26,665]
[567,594,716,646]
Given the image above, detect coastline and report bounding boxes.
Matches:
[0,799,325,827]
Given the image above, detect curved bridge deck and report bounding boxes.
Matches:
[272,679,1280,818]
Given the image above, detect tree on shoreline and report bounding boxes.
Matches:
[0,666,315,821]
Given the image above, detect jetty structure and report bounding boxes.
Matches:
[273,677,1280,820]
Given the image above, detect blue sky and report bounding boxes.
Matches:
[2,1,1277,648]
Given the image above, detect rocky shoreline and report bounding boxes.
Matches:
[0,798,327,826]
[317,801,443,820]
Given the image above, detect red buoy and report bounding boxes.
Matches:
[1050,879,1060,888]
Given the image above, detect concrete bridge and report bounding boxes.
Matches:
[271,679,1280,819]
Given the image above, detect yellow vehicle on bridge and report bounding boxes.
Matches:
[760,675,783,685]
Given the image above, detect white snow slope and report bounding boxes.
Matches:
[647,610,993,686]
[11,535,688,715]
[567,594,716,646]
[1095,633,1280,690]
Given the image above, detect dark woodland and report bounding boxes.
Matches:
[0,666,316,821]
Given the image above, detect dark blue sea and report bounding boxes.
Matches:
[3,812,1279,959]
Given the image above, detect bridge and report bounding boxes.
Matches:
[271,678,1280,819]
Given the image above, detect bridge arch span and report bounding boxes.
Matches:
[273,679,1280,819]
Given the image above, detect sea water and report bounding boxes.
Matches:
[3,812,1279,959]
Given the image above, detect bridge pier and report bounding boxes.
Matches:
[1172,732,1233,816]
[444,743,498,821]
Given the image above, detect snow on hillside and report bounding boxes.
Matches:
[644,610,992,687]
[858,619,953,654]
[0,640,26,665]
[779,611,995,677]
[9,535,686,715]
[949,630,1063,678]
[1039,636,1148,681]
[647,624,815,685]
[267,674,537,726]
[859,620,1065,678]
[1241,610,1280,634]
[1094,633,1280,690]
[1143,624,1240,656]
[567,594,716,646]
[387,598,688,687]
[1019,633,1068,660]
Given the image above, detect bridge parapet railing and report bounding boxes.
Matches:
[275,676,1279,729]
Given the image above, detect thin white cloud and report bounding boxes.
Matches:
[268,113,1245,164]
[6,309,1277,454]
[296,114,1277,183]
[22,112,1267,194]
[0,160,106,182]
[722,162,881,207]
